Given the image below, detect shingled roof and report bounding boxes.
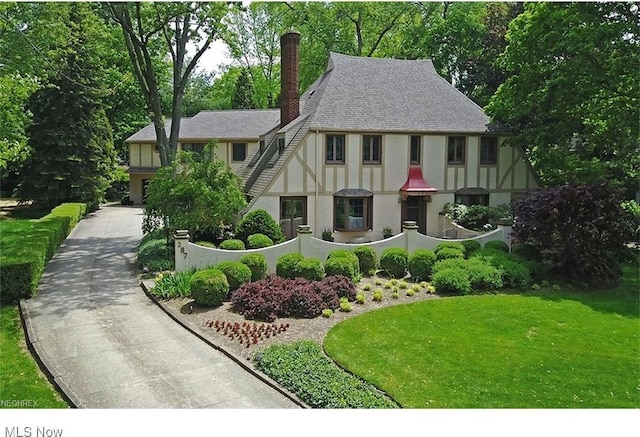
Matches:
[292,52,501,134]
[125,109,279,143]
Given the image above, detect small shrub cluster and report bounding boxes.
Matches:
[231,275,346,322]
[240,253,268,281]
[255,341,398,408]
[235,209,285,245]
[379,248,408,278]
[206,320,289,348]
[461,240,481,257]
[219,239,246,250]
[151,270,194,299]
[435,247,465,262]
[190,268,229,307]
[246,233,274,249]
[431,249,528,295]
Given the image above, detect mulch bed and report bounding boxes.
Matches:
[155,275,440,363]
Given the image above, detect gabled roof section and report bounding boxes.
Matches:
[297,52,501,134]
[125,109,280,143]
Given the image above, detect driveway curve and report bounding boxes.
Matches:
[21,205,298,408]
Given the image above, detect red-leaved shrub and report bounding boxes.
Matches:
[231,275,340,322]
[320,275,357,301]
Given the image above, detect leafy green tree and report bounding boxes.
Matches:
[487,2,639,193]
[15,3,116,209]
[0,74,38,174]
[105,2,229,166]
[231,68,256,109]
[142,148,247,239]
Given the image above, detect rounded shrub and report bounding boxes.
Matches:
[435,247,465,261]
[432,268,471,295]
[247,233,274,249]
[379,248,409,278]
[511,243,541,261]
[484,240,509,253]
[296,257,326,281]
[236,209,285,244]
[276,253,304,279]
[353,246,377,275]
[434,242,466,256]
[325,257,359,283]
[216,261,252,291]
[190,268,229,306]
[326,250,360,281]
[408,249,436,282]
[219,239,246,250]
[460,240,481,257]
[240,253,268,281]
[466,260,503,291]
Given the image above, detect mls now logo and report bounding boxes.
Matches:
[5,427,63,437]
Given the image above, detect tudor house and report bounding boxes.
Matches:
[126,31,538,241]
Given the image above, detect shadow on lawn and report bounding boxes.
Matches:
[520,264,639,319]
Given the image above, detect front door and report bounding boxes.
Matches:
[401,196,427,234]
[280,197,307,240]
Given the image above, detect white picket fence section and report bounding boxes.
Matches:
[174,221,512,273]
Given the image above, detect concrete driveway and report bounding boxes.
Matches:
[21,205,299,408]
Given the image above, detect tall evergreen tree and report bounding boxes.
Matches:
[231,68,256,109]
[15,3,116,209]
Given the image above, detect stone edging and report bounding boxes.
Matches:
[139,280,310,409]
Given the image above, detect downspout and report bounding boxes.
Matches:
[315,129,320,235]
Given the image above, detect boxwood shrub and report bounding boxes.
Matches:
[216,261,252,291]
[246,233,274,249]
[435,247,465,261]
[190,268,229,306]
[432,268,471,295]
[353,246,377,275]
[460,240,481,257]
[484,240,510,253]
[255,341,398,408]
[325,257,359,283]
[219,239,246,250]
[240,253,268,281]
[276,253,304,279]
[235,209,285,244]
[408,249,436,281]
[379,248,409,278]
[295,257,325,281]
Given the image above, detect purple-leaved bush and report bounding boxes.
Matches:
[512,183,634,285]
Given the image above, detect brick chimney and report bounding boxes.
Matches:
[280,31,300,128]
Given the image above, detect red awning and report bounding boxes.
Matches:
[399,167,438,195]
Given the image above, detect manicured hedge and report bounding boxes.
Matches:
[408,249,436,282]
[240,253,268,281]
[276,253,304,279]
[0,203,87,303]
[255,341,398,408]
[379,248,408,279]
[295,257,325,281]
[190,268,229,307]
[216,261,252,291]
[353,246,377,275]
[219,239,246,250]
[246,233,274,249]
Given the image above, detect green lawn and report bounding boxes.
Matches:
[0,305,68,408]
[324,265,640,408]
